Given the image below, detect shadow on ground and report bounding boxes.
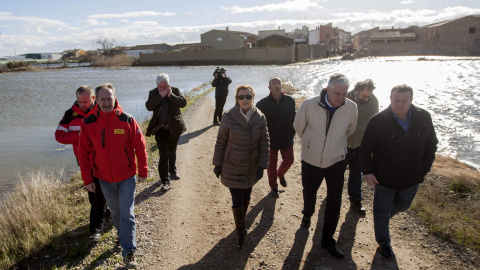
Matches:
[177,193,276,269]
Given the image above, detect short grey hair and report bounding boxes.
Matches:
[327,73,349,89]
[156,73,169,84]
[269,77,282,86]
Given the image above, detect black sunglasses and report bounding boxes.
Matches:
[238,94,253,100]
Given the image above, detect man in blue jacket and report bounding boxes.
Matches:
[360,84,438,259]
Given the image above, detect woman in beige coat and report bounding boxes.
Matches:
[212,85,269,249]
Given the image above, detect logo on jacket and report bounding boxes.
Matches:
[114,129,125,134]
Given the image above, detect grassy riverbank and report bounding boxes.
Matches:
[0,85,213,269]
[1,83,479,268]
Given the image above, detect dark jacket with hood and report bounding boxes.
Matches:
[145,86,187,138]
[360,104,438,190]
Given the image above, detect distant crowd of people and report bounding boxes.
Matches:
[55,69,437,268]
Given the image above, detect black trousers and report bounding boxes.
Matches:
[88,177,109,234]
[214,96,227,122]
[301,160,345,246]
[229,187,252,208]
[155,128,179,184]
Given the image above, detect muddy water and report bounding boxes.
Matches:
[0,56,479,198]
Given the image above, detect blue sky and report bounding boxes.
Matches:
[0,0,479,57]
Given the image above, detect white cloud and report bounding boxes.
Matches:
[2,5,480,57]
[330,6,480,32]
[0,12,75,30]
[86,19,109,26]
[400,0,414,4]
[222,0,322,14]
[89,11,176,19]
[130,21,159,27]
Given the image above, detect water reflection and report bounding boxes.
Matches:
[0,56,479,198]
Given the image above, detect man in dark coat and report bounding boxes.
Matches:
[360,84,438,259]
[256,78,296,198]
[146,73,187,190]
[212,67,232,124]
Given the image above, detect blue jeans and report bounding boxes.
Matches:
[373,184,419,245]
[99,176,137,257]
[345,147,362,201]
[301,160,345,246]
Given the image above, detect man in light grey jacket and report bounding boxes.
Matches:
[294,73,357,259]
[345,79,378,215]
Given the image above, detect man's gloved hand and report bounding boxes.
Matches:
[214,166,222,178]
[255,167,265,181]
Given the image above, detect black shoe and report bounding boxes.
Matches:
[300,216,311,229]
[169,172,180,180]
[321,243,344,259]
[350,200,366,215]
[271,188,279,198]
[213,121,219,125]
[279,177,287,187]
[378,244,395,258]
[237,235,245,249]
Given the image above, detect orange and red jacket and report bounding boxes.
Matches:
[78,101,148,185]
[55,102,95,158]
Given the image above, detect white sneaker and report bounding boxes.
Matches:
[123,252,137,269]
[161,183,171,191]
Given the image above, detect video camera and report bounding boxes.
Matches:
[213,67,226,77]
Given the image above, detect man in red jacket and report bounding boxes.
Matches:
[55,85,110,242]
[78,83,148,269]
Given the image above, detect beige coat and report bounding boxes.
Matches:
[294,92,357,168]
[212,104,270,189]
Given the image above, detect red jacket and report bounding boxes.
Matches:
[78,101,148,185]
[55,102,95,158]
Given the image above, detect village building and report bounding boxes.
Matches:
[367,15,480,56]
[200,28,257,49]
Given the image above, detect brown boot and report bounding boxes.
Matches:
[243,200,250,232]
[243,200,250,217]
[232,207,245,249]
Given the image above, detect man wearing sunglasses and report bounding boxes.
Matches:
[257,78,296,198]
[294,73,357,259]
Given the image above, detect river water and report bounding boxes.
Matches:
[0,56,479,198]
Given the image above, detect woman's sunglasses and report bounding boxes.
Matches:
[238,94,253,100]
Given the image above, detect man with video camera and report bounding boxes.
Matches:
[212,67,232,124]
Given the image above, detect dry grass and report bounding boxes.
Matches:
[91,54,136,67]
[0,169,88,268]
[412,155,480,251]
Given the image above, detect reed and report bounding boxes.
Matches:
[0,169,88,268]
[412,155,480,251]
[91,54,136,67]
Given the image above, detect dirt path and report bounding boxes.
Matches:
[133,95,477,269]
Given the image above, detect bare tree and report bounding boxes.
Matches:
[95,37,117,56]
